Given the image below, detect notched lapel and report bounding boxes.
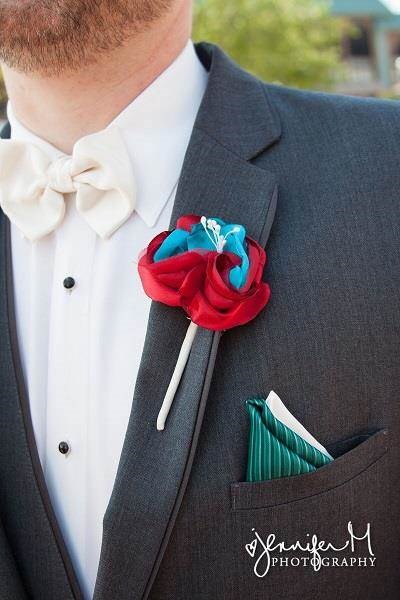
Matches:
[95,90,280,600]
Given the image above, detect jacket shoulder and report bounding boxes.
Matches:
[262,83,400,132]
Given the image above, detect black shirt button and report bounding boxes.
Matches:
[58,441,70,455]
[63,277,75,290]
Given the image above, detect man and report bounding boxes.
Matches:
[0,1,398,599]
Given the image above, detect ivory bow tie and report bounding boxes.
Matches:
[0,126,136,241]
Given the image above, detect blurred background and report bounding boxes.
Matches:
[1,0,400,119]
[193,0,400,97]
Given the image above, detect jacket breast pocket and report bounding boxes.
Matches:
[231,428,388,510]
[229,429,395,600]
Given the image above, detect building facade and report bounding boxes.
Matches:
[332,0,400,94]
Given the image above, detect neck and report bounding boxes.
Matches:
[1,1,191,154]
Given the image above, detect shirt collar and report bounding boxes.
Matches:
[8,40,208,229]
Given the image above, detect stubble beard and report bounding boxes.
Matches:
[0,0,175,76]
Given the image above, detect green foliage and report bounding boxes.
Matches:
[193,0,345,90]
[377,88,400,100]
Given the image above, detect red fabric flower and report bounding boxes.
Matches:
[138,216,271,331]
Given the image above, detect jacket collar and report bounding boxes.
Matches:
[193,42,281,160]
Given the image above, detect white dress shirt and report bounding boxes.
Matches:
[8,40,207,599]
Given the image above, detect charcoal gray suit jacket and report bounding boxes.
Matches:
[0,42,399,600]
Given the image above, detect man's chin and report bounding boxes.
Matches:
[0,0,175,75]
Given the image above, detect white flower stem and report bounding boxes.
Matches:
[157,320,199,431]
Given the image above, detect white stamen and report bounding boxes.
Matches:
[202,217,220,249]
[200,216,241,253]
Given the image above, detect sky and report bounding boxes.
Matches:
[382,0,400,14]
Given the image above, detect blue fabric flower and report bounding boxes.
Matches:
[153,216,249,289]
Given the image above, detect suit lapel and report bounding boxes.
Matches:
[0,211,83,598]
[94,43,281,600]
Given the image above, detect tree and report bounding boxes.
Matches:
[193,0,345,90]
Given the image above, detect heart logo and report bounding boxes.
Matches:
[245,539,257,557]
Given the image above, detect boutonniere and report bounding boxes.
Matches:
[138,215,271,430]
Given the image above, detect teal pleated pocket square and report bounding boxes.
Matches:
[246,392,333,482]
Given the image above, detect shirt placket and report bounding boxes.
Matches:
[44,194,97,588]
